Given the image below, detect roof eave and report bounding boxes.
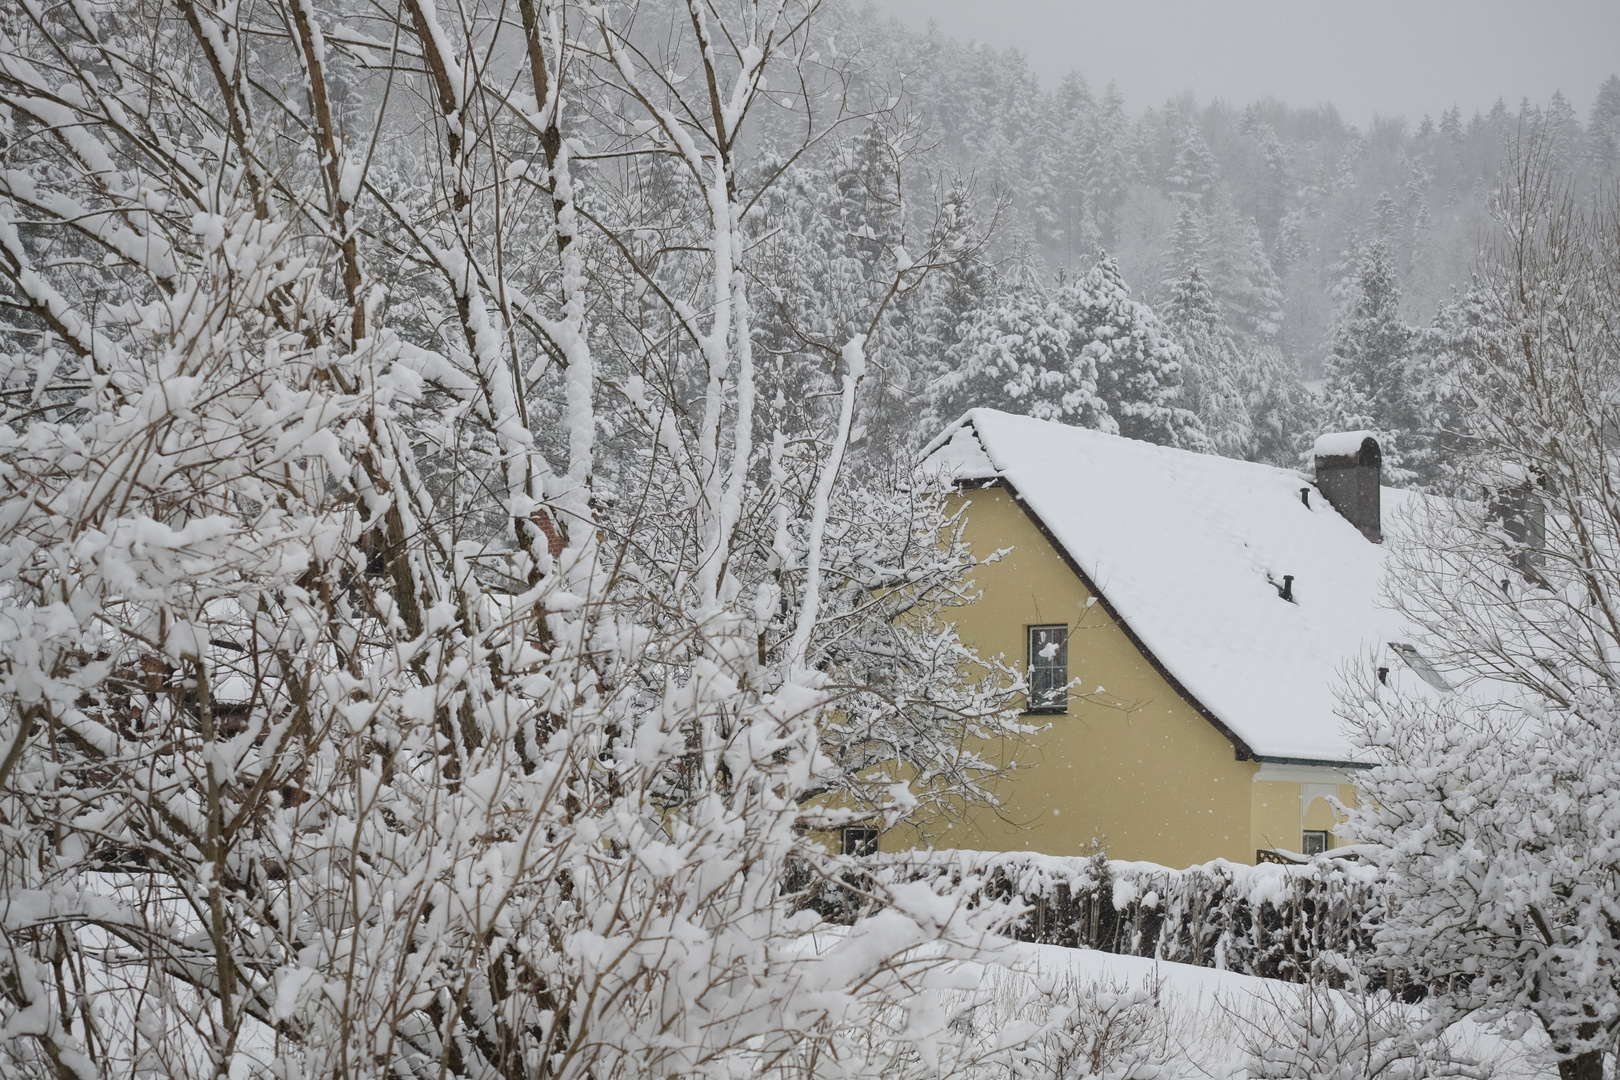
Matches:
[1252,754,1373,771]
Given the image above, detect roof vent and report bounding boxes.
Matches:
[1313,432,1381,543]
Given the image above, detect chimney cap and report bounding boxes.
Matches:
[1484,460,1538,489]
[1313,431,1381,469]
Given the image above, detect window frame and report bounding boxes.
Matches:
[1026,623,1070,714]
[1301,830,1330,857]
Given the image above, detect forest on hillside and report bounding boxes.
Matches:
[760,5,1620,483]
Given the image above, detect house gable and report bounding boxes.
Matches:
[972,475,1260,763]
[895,483,1267,867]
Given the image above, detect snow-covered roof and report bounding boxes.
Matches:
[921,409,1437,764]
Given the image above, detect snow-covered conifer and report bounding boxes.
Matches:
[1204,206,1286,346]
[1237,223,1288,343]
[1322,239,1420,479]
[1168,118,1220,206]
[1066,254,1209,450]
[1400,286,1495,491]
[1161,264,1253,458]
[1086,83,1136,247]
[1161,202,1206,293]
[910,178,1001,437]
[1589,75,1620,171]
[1440,106,1465,144]
[937,277,1114,432]
[1239,344,1318,469]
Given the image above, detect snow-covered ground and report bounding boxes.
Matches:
[942,942,1553,1080]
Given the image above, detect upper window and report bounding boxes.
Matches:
[1027,624,1069,713]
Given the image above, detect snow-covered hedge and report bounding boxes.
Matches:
[800,850,1385,983]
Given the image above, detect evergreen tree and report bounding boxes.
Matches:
[1440,105,1464,144]
[1274,206,1308,277]
[1588,75,1620,171]
[833,120,907,259]
[912,178,1000,438]
[1323,240,1420,478]
[1240,344,1317,468]
[749,132,904,441]
[917,178,997,355]
[1086,83,1135,247]
[935,277,1114,432]
[1206,204,1285,345]
[1167,117,1220,206]
[1372,190,1402,244]
[1402,286,1496,492]
[1334,131,1367,192]
[753,121,908,364]
[1161,202,1205,293]
[1327,230,1363,309]
[1489,97,1511,131]
[1026,97,1070,252]
[1405,199,1437,305]
[1252,121,1293,243]
[1054,71,1100,262]
[1161,264,1252,458]
[1065,253,1209,450]
[1546,90,1580,169]
[1238,223,1287,342]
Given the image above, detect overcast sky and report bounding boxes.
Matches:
[864,1,1620,127]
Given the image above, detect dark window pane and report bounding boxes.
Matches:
[841,826,878,857]
[1027,624,1069,710]
[1301,830,1329,856]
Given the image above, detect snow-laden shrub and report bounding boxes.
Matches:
[1022,970,1171,1080]
[1235,977,1485,1080]
[0,1,1026,1077]
[947,964,1176,1080]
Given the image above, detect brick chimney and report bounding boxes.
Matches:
[1487,464,1545,578]
[1313,432,1381,543]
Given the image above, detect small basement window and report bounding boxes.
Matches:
[1301,830,1330,857]
[1027,624,1069,713]
[1389,642,1452,691]
[841,826,879,857]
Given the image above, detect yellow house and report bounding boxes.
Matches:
[876,410,1446,868]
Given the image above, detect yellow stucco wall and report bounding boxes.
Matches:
[885,485,1356,867]
[1251,781,1304,857]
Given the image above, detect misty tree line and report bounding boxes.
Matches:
[790,7,1620,485]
